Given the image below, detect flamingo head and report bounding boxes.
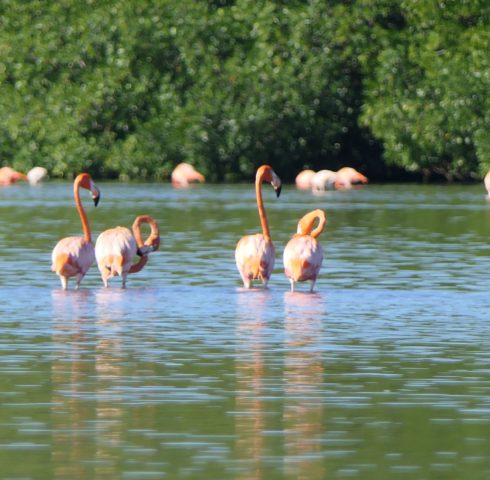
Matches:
[257,165,282,197]
[77,173,100,206]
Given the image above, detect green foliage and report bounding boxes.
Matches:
[0,0,488,181]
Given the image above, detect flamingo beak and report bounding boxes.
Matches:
[93,192,100,207]
[275,185,282,198]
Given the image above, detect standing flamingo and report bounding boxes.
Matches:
[171,163,205,187]
[95,215,160,288]
[0,167,27,186]
[51,173,100,289]
[283,209,326,292]
[235,165,282,288]
[295,169,316,190]
[334,167,368,189]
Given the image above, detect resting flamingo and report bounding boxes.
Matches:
[484,171,490,197]
[295,169,316,189]
[334,167,368,189]
[283,209,326,292]
[311,169,338,192]
[235,165,282,288]
[0,167,27,186]
[95,215,160,288]
[51,173,100,289]
[171,162,205,187]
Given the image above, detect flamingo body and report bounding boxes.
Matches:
[27,166,48,185]
[311,169,338,191]
[95,227,137,288]
[95,215,160,288]
[235,234,275,288]
[295,169,315,189]
[51,237,96,289]
[335,167,368,189]
[283,209,326,292]
[51,173,100,289]
[0,167,27,185]
[235,165,281,288]
[283,236,323,284]
[171,163,205,187]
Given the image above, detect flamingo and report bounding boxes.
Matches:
[95,215,160,288]
[235,165,282,288]
[295,169,316,190]
[51,173,100,289]
[334,167,368,189]
[27,166,48,185]
[484,171,490,197]
[283,209,326,292]
[0,167,27,186]
[311,169,338,192]
[171,162,205,187]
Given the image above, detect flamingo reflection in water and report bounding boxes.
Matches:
[283,291,326,479]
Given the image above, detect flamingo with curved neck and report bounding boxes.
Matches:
[283,209,326,292]
[95,215,160,288]
[51,173,100,289]
[235,165,282,288]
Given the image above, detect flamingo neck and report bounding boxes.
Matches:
[74,177,91,242]
[298,209,326,239]
[128,254,149,274]
[256,171,271,242]
[132,215,160,249]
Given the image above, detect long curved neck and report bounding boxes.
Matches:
[128,254,148,274]
[298,209,326,239]
[74,177,91,242]
[132,215,160,249]
[256,171,271,241]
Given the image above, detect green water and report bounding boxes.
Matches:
[0,181,489,479]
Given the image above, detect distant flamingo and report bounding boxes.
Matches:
[235,165,282,288]
[171,162,205,187]
[295,169,316,189]
[283,209,326,292]
[51,173,100,289]
[334,167,368,189]
[95,215,160,288]
[27,166,48,185]
[311,169,338,192]
[0,167,27,186]
[484,171,490,197]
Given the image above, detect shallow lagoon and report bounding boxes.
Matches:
[0,181,489,479]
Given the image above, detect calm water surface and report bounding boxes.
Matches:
[0,181,489,479]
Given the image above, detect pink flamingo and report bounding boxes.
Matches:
[0,167,27,186]
[311,169,338,191]
[51,173,100,289]
[235,165,282,288]
[283,209,326,292]
[171,163,205,187]
[334,167,368,189]
[95,215,160,288]
[295,169,316,189]
[484,171,490,197]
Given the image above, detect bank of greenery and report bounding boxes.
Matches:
[1,0,489,182]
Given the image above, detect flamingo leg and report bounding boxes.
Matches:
[309,280,316,292]
[60,276,68,290]
[75,273,84,289]
[289,279,295,292]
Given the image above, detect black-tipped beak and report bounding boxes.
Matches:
[93,194,100,207]
[275,185,282,198]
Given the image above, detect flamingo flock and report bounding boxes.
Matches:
[9,162,484,291]
[296,166,368,191]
